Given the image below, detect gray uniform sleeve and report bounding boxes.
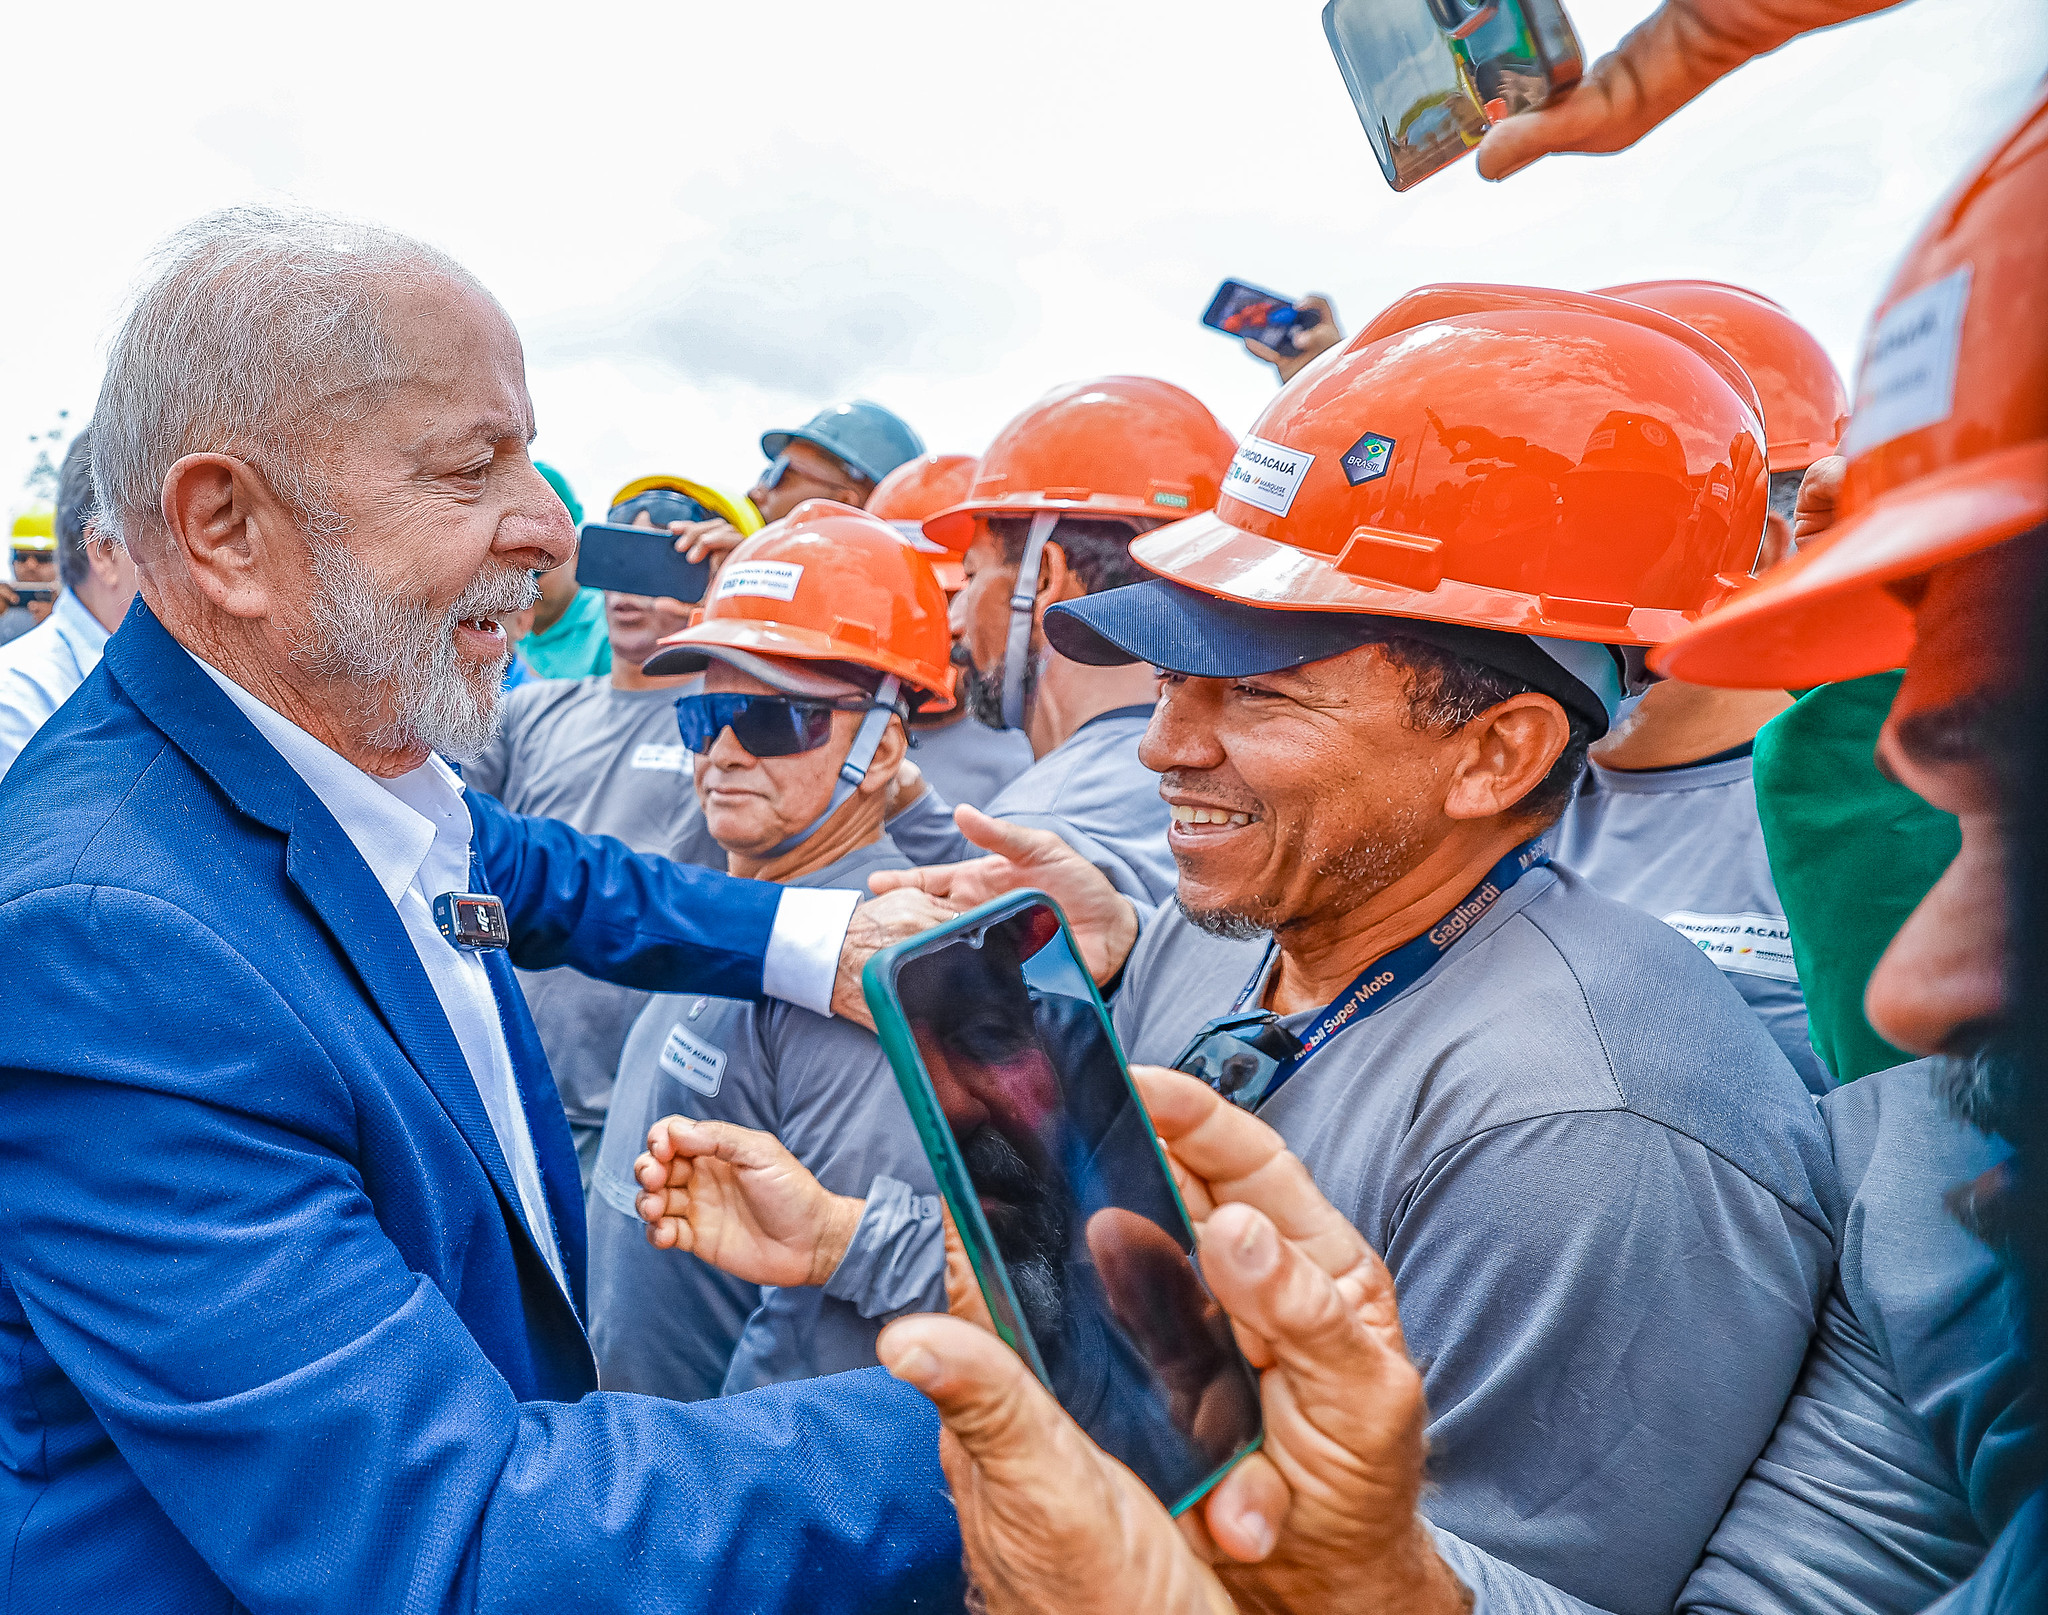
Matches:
[1430,1527,1611,1615]
[1681,1274,1988,1615]
[886,789,975,867]
[1383,1109,1831,1615]
[822,1174,948,1318]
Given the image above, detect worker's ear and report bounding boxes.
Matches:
[858,714,910,797]
[1035,540,1086,609]
[1443,693,1572,822]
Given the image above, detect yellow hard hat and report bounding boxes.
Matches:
[608,475,763,536]
[10,505,56,546]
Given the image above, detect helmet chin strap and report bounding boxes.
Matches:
[762,675,903,861]
[1001,512,1058,732]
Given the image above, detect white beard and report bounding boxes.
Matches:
[292,543,538,762]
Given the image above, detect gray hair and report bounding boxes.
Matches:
[90,205,486,548]
[55,428,98,592]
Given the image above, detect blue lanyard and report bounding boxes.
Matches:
[1231,839,1550,1103]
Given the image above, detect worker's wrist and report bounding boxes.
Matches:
[810,1194,867,1287]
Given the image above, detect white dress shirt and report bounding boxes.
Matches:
[181,652,860,1294]
[0,590,110,778]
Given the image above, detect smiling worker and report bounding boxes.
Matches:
[877,285,1841,1614]
[0,207,960,1612]
[589,503,954,1400]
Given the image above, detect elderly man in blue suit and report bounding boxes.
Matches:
[0,207,967,1612]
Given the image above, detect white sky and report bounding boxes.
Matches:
[4,0,2044,522]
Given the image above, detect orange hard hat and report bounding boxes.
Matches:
[1654,90,2048,689]
[1598,281,1850,472]
[870,452,977,593]
[921,376,1236,553]
[645,499,956,711]
[1126,284,1770,648]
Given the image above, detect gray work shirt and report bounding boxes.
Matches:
[1554,753,1829,1094]
[587,837,944,1401]
[1431,1058,2037,1615]
[464,675,725,1128]
[1113,866,1839,1615]
[906,709,1034,812]
[888,705,1175,905]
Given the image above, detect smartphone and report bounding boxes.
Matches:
[6,584,54,606]
[1322,0,1583,191]
[865,892,1264,1514]
[573,522,713,603]
[1201,279,1322,355]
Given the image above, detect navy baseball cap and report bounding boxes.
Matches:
[1044,578,1625,737]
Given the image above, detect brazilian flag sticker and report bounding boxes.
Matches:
[1341,433,1395,486]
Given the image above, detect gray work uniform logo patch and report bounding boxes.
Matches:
[1341,433,1396,486]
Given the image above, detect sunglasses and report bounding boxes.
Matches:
[674,691,870,758]
[1171,1010,1306,1111]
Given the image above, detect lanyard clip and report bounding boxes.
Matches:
[433,892,509,951]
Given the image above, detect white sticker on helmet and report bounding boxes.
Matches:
[715,559,805,602]
[1840,266,1971,459]
[1224,435,1316,517]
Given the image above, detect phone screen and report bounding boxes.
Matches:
[573,523,713,603]
[1202,279,1316,354]
[890,901,1262,1509]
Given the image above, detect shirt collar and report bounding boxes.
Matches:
[50,589,110,658]
[182,649,470,905]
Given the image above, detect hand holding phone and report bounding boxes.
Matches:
[1323,0,1583,190]
[1202,280,1325,357]
[865,893,1264,1513]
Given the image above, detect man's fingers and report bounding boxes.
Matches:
[954,803,1070,864]
[879,1314,1062,1469]
[654,1114,787,1172]
[1201,1202,1408,1382]
[941,1200,999,1332]
[1199,1450,1289,1564]
[1135,1067,1368,1277]
[1793,455,1847,543]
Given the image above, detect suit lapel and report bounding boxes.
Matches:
[477,941,590,1314]
[104,601,557,1286]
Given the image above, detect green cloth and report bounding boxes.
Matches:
[1752,672,1961,1083]
[536,460,583,527]
[520,587,612,680]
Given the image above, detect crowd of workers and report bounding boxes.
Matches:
[0,0,2041,1609]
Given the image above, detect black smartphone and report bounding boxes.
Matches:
[573,523,713,603]
[1201,279,1323,355]
[6,584,55,606]
[1322,0,1583,191]
[865,893,1264,1514]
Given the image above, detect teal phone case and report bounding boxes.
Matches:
[861,889,1262,1516]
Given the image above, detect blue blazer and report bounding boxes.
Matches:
[0,602,962,1613]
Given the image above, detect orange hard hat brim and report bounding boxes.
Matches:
[1650,439,2048,688]
[922,494,1166,554]
[652,617,956,711]
[931,559,967,594]
[1130,511,1703,647]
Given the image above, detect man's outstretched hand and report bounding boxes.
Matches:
[831,888,962,1029]
[878,1314,1237,1615]
[867,805,1141,986]
[1474,0,1902,180]
[1137,1066,1471,1615]
[634,1115,862,1287]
